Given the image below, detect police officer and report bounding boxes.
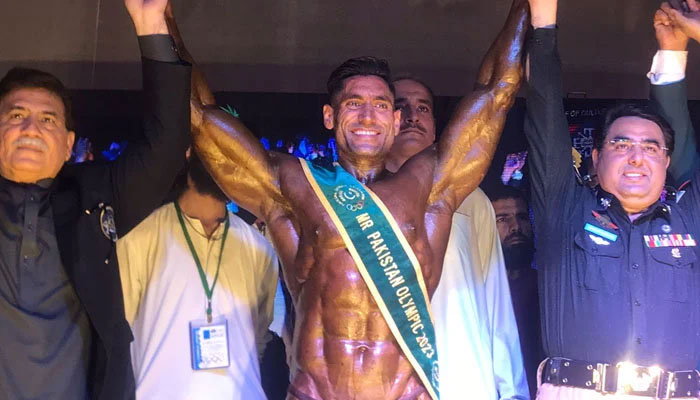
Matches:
[525,0,700,398]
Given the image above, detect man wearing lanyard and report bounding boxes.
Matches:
[525,0,700,398]
[118,150,278,399]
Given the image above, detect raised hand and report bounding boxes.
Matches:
[655,5,689,50]
[73,137,94,164]
[529,0,557,28]
[662,0,700,43]
[124,0,169,36]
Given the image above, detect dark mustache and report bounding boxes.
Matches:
[505,232,530,243]
[400,121,426,133]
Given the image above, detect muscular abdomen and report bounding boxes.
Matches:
[291,250,425,399]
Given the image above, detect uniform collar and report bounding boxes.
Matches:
[0,175,55,205]
[594,186,671,223]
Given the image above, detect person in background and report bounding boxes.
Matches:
[386,76,529,400]
[71,136,94,163]
[487,184,542,398]
[118,150,278,399]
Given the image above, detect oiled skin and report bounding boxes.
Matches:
[166,1,529,398]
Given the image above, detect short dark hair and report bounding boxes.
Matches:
[485,184,528,205]
[392,74,436,109]
[326,56,394,106]
[0,67,74,131]
[166,150,228,203]
[595,104,674,156]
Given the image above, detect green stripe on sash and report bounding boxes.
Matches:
[299,158,440,400]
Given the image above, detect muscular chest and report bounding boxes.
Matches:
[276,162,450,291]
[303,180,443,284]
[294,180,427,249]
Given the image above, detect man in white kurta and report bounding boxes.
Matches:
[434,188,529,400]
[386,77,529,399]
[117,153,278,400]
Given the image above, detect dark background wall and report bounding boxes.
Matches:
[69,86,700,192]
[6,0,700,189]
[3,0,700,98]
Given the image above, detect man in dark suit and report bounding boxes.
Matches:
[0,0,190,398]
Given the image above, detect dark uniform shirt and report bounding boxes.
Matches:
[0,177,91,399]
[525,28,700,370]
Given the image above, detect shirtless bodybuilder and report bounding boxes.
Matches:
[166,1,529,398]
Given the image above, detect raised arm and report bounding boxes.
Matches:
[662,0,700,43]
[428,0,529,211]
[660,1,700,227]
[650,3,698,186]
[163,3,215,108]
[164,3,290,222]
[110,0,191,235]
[522,0,580,232]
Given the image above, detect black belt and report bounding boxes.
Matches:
[542,357,700,398]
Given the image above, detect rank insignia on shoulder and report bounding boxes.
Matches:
[643,234,696,248]
[592,210,619,230]
[676,190,686,203]
[584,223,618,242]
[589,234,610,246]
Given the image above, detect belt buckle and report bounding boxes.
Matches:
[615,362,664,397]
[594,363,608,392]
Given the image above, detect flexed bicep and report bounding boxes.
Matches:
[163,1,288,220]
[192,107,290,220]
[429,0,529,210]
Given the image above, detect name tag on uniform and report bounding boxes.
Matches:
[584,223,618,242]
[643,234,697,248]
[190,317,230,370]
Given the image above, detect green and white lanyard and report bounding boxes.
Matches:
[174,201,230,323]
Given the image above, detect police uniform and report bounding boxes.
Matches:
[525,28,700,398]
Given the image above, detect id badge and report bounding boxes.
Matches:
[190,317,230,370]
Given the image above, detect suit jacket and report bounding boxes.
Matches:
[50,58,191,400]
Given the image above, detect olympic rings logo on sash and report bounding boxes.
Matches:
[432,361,440,389]
[333,184,365,212]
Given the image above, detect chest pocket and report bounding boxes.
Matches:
[648,246,696,303]
[574,231,624,294]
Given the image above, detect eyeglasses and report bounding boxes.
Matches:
[606,138,669,158]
